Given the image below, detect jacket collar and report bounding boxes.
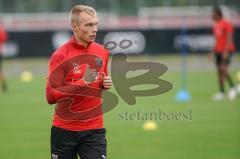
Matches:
[69,35,93,49]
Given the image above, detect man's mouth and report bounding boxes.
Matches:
[90,35,96,39]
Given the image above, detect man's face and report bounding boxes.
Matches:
[212,11,219,22]
[73,12,99,45]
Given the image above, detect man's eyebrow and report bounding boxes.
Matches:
[85,22,98,25]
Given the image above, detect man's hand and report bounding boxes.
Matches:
[102,72,112,90]
[223,51,229,61]
[208,52,214,61]
[83,65,97,84]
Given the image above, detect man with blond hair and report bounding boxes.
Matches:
[46,5,112,159]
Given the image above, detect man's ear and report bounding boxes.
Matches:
[71,22,78,31]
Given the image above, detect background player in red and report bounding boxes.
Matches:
[0,23,8,92]
[210,7,237,101]
[46,5,112,159]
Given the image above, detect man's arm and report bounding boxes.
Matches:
[46,54,88,105]
[223,22,234,59]
[102,54,112,90]
[0,26,8,44]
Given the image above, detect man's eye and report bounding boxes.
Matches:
[86,24,93,27]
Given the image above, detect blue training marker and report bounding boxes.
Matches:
[175,26,191,102]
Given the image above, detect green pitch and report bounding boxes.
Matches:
[0,56,239,159]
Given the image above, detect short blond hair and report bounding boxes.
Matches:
[70,5,97,25]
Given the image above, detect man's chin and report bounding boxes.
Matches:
[89,39,95,43]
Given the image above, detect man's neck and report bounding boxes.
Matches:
[74,34,89,48]
[216,17,223,22]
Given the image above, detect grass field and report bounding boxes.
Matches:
[0,55,240,159]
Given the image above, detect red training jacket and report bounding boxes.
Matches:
[0,25,8,53]
[213,18,235,53]
[46,36,109,131]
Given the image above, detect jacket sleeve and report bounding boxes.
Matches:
[104,52,109,76]
[0,26,8,44]
[45,53,87,105]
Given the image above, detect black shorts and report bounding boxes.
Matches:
[215,53,233,66]
[51,126,107,159]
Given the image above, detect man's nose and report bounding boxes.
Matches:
[92,25,97,32]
